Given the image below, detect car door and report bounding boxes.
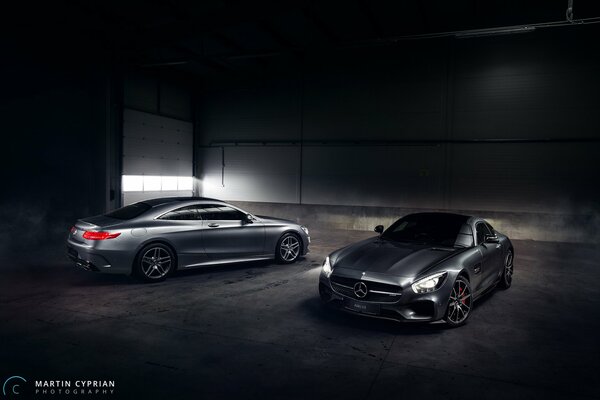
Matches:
[156,205,208,265]
[475,222,503,290]
[199,204,265,260]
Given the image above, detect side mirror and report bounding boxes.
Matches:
[484,233,499,243]
[374,225,384,234]
[243,214,254,224]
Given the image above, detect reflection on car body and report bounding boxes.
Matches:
[67,197,310,282]
[319,213,513,327]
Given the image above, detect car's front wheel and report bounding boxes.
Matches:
[498,250,513,289]
[444,277,472,327]
[276,233,301,264]
[134,243,175,282]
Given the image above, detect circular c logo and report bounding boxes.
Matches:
[2,376,27,396]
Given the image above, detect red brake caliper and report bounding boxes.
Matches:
[459,286,467,305]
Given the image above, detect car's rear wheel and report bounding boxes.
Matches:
[134,243,174,282]
[276,233,301,264]
[444,277,472,327]
[499,249,513,289]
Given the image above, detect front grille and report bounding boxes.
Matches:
[330,275,402,303]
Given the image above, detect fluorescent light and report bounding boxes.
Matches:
[121,175,194,192]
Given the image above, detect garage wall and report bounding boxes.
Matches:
[196,28,600,242]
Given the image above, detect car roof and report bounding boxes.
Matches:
[141,197,224,207]
[405,212,473,220]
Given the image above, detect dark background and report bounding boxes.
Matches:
[1,2,600,400]
[1,0,599,259]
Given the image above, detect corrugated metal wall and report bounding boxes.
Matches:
[197,30,600,217]
[122,73,194,205]
[122,109,194,205]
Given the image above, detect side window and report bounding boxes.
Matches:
[159,205,201,220]
[485,222,495,234]
[198,205,245,221]
[475,223,491,245]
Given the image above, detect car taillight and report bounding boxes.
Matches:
[82,231,121,240]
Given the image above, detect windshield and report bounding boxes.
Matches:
[381,213,468,247]
[104,202,152,220]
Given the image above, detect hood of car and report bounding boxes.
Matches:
[256,215,299,226]
[332,237,457,278]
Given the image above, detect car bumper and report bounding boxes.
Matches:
[66,238,132,275]
[318,273,453,322]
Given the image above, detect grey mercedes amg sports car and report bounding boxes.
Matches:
[67,197,310,282]
[319,212,513,327]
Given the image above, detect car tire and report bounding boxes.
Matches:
[498,249,514,289]
[444,276,472,327]
[133,243,175,283]
[275,232,301,264]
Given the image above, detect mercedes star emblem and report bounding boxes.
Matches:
[353,281,368,298]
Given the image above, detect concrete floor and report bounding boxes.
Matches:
[1,229,599,399]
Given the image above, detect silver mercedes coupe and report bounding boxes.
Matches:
[319,212,513,327]
[67,197,310,282]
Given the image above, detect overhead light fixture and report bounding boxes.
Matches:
[455,25,536,39]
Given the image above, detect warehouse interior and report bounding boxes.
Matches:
[1,1,600,399]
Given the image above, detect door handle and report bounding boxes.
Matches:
[208,223,220,228]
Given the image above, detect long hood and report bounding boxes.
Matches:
[256,215,298,226]
[332,237,457,278]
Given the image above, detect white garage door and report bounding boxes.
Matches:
[122,109,194,205]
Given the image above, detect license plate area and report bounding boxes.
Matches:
[344,298,381,315]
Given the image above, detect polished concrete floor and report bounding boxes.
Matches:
[1,229,599,399]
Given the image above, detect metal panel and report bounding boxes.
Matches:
[122,109,193,176]
[198,77,301,145]
[301,145,445,208]
[200,146,299,203]
[123,74,158,113]
[448,142,600,213]
[122,109,194,205]
[303,46,446,141]
[160,81,192,121]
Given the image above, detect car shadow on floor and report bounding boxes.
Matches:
[299,296,450,335]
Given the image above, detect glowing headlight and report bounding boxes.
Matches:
[411,272,447,294]
[322,256,333,278]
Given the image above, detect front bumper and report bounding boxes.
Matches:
[300,231,310,256]
[319,273,453,322]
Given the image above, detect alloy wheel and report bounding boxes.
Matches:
[504,251,514,286]
[141,247,172,279]
[279,235,300,262]
[447,279,472,325]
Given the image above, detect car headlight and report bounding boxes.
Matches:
[301,226,309,236]
[322,256,333,278]
[411,271,447,294]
